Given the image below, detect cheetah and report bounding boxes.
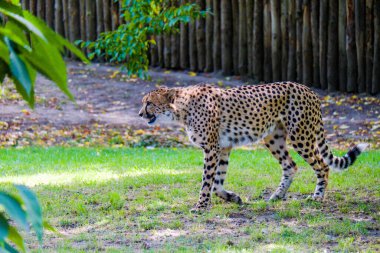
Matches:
[139,82,368,212]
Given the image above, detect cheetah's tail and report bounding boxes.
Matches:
[319,140,369,171]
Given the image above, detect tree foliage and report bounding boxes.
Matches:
[0,0,88,108]
[81,0,208,79]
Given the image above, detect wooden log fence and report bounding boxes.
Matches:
[19,0,380,94]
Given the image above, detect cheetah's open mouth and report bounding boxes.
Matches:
[148,115,156,124]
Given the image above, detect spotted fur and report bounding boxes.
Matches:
[139,82,368,211]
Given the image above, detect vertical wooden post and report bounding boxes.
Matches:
[189,20,198,71]
[170,0,180,69]
[68,0,80,59]
[205,0,214,72]
[287,0,296,81]
[232,0,239,74]
[96,0,104,36]
[339,0,347,91]
[29,0,37,15]
[346,0,358,92]
[239,0,248,76]
[62,0,69,41]
[196,0,206,71]
[327,0,339,91]
[302,0,312,85]
[68,0,80,42]
[296,0,303,82]
[355,0,366,92]
[311,0,320,87]
[150,36,158,67]
[45,0,54,28]
[372,0,380,94]
[79,0,86,41]
[271,0,281,81]
[253,0,264,81]
[164,32,172,68]
[171,30,180,69]
[281,0,288,81]
[213,0,221,72]
[221,0,233,75]
[157,35,164,68]
[180,0,189,69]
[246,0,254,77]
[54,0,64,37]
[22,0,29,10]
[111,0,119,30]
[263,0,272,82]
[150,37,159,67]
[86,0,97,43]
[37,0,44,19]
[319,0,328,90]
[365,0,374,93]
[103,0,112,32]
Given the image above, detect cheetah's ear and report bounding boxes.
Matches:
[166,89,177,104]
[163,89,178,111]
[157,86,169,91]
[156,86,177,105]
[158,87,177,104]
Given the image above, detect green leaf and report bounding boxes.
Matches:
[58,37,90,64]
[7,226,25,253]
[11,62,36,108]
[7,0,20,5]
[16,185,43,243]
[0,28,31,52]
[4,20,31,49]
[3,241,18,253]
[0,41,10,64]
[21,11,89,63]
[5,37,36,107]
[0,214,9,241]
[0,192,28,231]
[24,34,73,100]
[5,37,32,97]
[0,2,46,41]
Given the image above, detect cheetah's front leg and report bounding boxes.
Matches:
[191,148,220,212]
[213,148,243,205]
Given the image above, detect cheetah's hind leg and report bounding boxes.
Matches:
[264,123,298,201]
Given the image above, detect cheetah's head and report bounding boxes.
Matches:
[138,87,177,125]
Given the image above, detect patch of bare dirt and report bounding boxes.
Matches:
[1,61,379,149]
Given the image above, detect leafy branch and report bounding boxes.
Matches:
[80,0,208,79]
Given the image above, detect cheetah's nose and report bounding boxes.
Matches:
[139,112,143,117]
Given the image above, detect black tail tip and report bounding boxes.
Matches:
[347,143,369,165]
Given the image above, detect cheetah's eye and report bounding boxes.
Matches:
[146,101,156,107]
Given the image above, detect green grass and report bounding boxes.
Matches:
[0,147,379,252]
